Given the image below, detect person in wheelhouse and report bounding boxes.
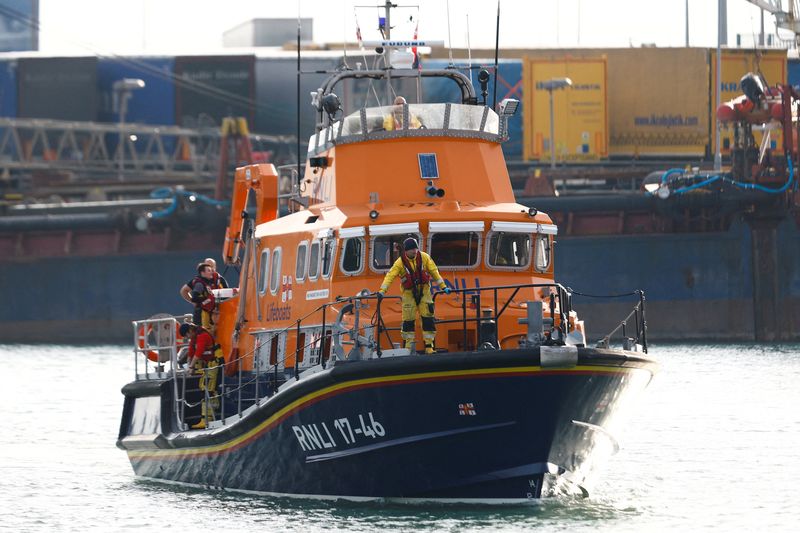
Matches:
[376,237,451,354]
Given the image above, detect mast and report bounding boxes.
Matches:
[384,0,393,106]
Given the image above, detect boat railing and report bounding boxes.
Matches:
[573,289,649,354]
[174,294,397,430]
[428,283,574,351]
[132,283,648,430]
[186,285,573,429]
[132,314,192,380]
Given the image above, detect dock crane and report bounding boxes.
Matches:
[746,0,800,44]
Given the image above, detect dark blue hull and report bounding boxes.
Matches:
[118,349,656,502]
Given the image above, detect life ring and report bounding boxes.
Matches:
[138,317,183,363]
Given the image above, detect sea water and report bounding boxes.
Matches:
[1,343,798,532]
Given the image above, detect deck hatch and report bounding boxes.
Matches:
[418,153,439,180]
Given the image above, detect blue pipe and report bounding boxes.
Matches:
[660,168,686,185]
[667,156,794,196]
[727,155,794,194]
[673,175,722,195]
[148,188,230,219]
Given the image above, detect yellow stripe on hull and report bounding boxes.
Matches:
[128,364,641,459]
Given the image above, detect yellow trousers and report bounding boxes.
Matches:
[400,286,437,353]
[193,351,223,423]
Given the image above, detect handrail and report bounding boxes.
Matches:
[592,290,649,354]
[432,283,573,350]
[131,282,648,431]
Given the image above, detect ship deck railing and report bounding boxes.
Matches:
[130,283,648,432]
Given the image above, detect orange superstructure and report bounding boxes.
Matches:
[214,72,583,373]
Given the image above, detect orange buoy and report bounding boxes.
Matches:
[138,320,183,363]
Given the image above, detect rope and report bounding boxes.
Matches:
[567,288,640,299]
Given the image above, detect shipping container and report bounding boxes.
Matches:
[97,56,176,125]
[421,58,523,160]
[789,57,800,87]
[518,48,711,158]
[17,57,97,121]
[0,58,16,117]
[175,55,255,128]
[254,54,344,141]
[711,49,786,154]
[523,56,608,162]
[605,48,710,158]
[0,0,38,52]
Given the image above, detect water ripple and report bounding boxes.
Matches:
[1,343,798,531]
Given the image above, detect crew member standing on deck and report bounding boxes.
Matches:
[179,263,215,330]
[377,237,450,354]
[179,322,224,429]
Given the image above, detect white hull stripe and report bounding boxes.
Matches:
[135,476,545,505]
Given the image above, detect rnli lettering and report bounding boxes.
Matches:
[267,303,292,321]
[291,412,386,452]
[292,422,336,451]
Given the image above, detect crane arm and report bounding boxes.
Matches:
[745,0,800,34]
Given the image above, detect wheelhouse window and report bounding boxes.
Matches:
[429,232,480,269]
[487,232,531,269]
[321,238,336,278]
[308,241,321,280]
[295,242,308,281]
[534,235,551,272]
[371,233,421,272]
[340,237,364,275]
[258,249,270,295]
[270,247,282,294]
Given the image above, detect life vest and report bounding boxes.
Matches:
[400,252,431,290]
[209,272,225,290]
[192,327,221,362]
[190,276,216,311]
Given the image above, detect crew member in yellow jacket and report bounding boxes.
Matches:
[377,237,450,354]
[383,96,422,131]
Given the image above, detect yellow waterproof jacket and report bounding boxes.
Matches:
[383,113,421,131]
[379,251,446,293]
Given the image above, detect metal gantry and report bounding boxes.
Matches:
[0,117,296,182]
[746,0,800,40]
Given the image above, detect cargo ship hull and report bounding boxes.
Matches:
[119,349,656,502]
[4,217,798,342]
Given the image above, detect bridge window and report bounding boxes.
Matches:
[295,241,308,282]
[322,238,336,279]
[340,237,364,275]
[534,235,551,272]
[428,232,480,269]
[308,241,321,280]
[258,249,270,295]
[270,247,282,294]
[486,232,531,270]
[370,233,422,272]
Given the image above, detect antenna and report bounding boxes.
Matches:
[466,14,473,86]
[297,4,302,187]
[342,0,350,69]
[493,0,500,110]
[446,0,454,66]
